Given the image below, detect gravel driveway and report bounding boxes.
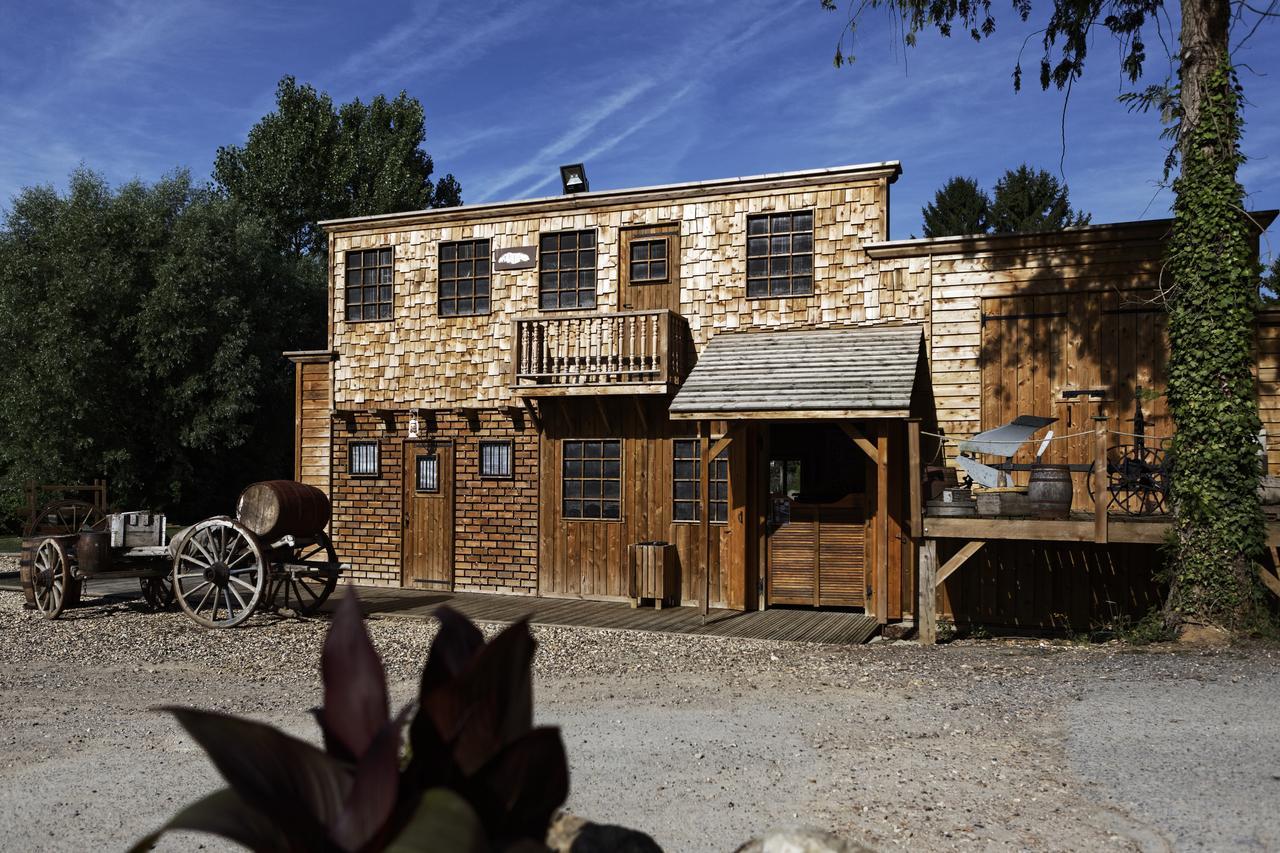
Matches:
[1,573,1277,852]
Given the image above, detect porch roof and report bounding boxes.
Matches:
[668,324,925,420]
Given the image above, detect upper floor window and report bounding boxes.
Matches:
[746,211,814,298]
[345,249,393,321]
[629,237,669,283]
[439,239,491,317]
[539,230,596,310]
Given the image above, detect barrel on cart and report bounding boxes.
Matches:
[24,481,342,629]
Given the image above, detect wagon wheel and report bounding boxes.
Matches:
[139,574,177,612]
[1107,444,1169,517]
[31,538,72,620]
[172,518,266,628]
[270,532,339,616]
[24,499,105,538]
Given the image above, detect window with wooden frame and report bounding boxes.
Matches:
[415,454,439,493]
[439,239,491,316]
[539,230,596,310]
[746,210,814,298]
[672,439,729,523]
[562,439,621,520]
[479,440,514,480]
[345,248,394,321]
[628,237,669,283]
[349,441,380,478]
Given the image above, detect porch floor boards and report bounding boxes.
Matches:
[329,586,879,646]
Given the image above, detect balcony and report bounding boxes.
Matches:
[512,309,688,396]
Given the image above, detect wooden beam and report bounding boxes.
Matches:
[1093,417,1109,544]
[907,419,922,539]
[700,420,712,618]
[839,421,880,465]
[521,398,542,431]
[935,540,986,587]
[1259,565,1280,600]
[918,539,938,645]
[670,408,911,421]
[592,397,613,433]
[707,424,743,464]
[875,425,889,624]
[631,397,649,433]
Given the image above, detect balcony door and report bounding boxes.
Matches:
[620,224,680,314]
[403,443,454,589]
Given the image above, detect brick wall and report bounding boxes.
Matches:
[329,408,539,593]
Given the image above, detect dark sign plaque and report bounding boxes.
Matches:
[493,245,537,271]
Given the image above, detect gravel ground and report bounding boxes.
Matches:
[1,569,1278,852]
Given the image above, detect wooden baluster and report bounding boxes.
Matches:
[627,316,636,378]
[650,313,659,379]
[607,316,617,382]
[590,317,600,382]
[519,322,530,377]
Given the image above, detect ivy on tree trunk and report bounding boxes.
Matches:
[1165,55,1267,629]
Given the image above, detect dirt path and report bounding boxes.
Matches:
[0,587,1277,851]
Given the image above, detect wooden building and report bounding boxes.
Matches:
[286,161,1277,635]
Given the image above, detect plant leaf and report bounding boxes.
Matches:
[331,708,411,852]
[472,727,569,842]
[382,788,486,853]
[419,605,484,693]
[126,788,309,853]
[416,618,535,774]
[318,587,389,761]
[164,706,351,844]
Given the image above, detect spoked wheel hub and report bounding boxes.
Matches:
[172,518,266,628]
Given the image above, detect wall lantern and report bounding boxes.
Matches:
[408,408,420,440]
[560,163,589,194]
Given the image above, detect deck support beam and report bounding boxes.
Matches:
[700,420,711,618]
[935,540,986,587]
[918,539,938,645]
[1093,417,1109,544]
[875,425,889,624]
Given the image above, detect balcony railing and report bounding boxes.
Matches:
[512,309,687,394]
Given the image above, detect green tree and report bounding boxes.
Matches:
[988,164,1090,233]
[0,170,315,524]
[214,76,461,257]
[922,176,990,237]
[823,0,1274,631]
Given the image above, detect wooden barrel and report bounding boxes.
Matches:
[77,530,111,575]
[1028,465,1074,519]
[236,481,331,540]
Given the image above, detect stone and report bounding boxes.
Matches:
[546,812,664,853]
[734,828,876,853]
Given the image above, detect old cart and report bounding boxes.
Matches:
[23,481,341,628]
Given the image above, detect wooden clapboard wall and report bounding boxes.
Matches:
[294,360,332,494]
[1257,312,1280,473]
[536,398,753,609]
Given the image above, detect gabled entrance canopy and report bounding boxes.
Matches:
[668,324,926,420]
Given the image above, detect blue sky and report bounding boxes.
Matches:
[3,0,1278,249]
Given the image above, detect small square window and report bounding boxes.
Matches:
[629,237,669,284]
[415,454,439,493]
[479,440,514,479]
[349,441,380,478]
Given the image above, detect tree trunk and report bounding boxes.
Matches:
[1164,0,1268,632]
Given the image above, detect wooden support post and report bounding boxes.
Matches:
[935,540,986,586]
[839,421,880,465]
[876,424,890,625]
[918,539,938,645]
[700,420,712,618]
[907,419,922,539]
[1093,416,1109,544]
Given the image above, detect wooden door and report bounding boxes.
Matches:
[402,444,454,589]
[620,224,680,313]
[766,502,866,607]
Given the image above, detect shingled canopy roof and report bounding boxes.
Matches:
[668,325,925,420]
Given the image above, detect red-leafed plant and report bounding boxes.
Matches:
[131,591,569,852]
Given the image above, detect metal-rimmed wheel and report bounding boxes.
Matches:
[270,532,339,616]
[172,518,266,628]
[1107,445,1169,517]
[140,574,177,611]
[24,499,105,537]
[32,538,71,620]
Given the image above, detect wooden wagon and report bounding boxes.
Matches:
[20,481,341,629]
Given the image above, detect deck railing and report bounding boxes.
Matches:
[512,309,687,390]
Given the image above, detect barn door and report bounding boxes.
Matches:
[402,444,454,589]
[620,224,680,313]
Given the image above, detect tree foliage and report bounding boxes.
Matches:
[0,170,320,524]
[214,76,462,257]
[922,176,990,237]
[988,164,1091,233]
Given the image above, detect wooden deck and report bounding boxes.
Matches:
[0,573,880,645]
[922,512,1280,546]
[329,587,880,645]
